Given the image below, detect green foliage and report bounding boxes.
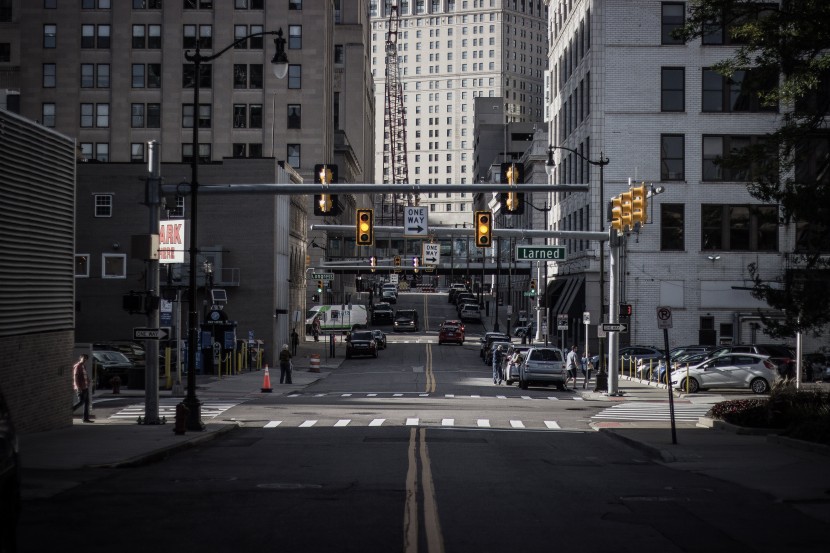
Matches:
[677,0,830,337]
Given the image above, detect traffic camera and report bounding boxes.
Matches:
[474,210,492,247]
[356,208,374,246]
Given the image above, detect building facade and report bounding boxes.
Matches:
[544,0,824,352]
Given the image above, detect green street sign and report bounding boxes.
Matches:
[523,291,536,297]
[515,245,567,261]
[310,273,334,280]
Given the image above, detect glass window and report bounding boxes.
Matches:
[183,64,211,88]
[287,143,300,168]
[660,204,684,251]
[97,64,110,87]
[80,103,94,127]
[97,25,111,48]
[182,103,210,128]
[234,25,247,49]
[44,24,57,48]
[96,103,109,127]
[198,25,212,49]
[249,143,262,158]
[233,143,246,158]
[287,104,301,128]
[131,143,145,163]
[94,194,112,217]
[334,44,344,65]
[147,103,161,127]
[81,24,95,48]
[183,25,196,49]
[660,134,684,181]
[233,64,247,88]
[43,63,56,87]
[249,64,263,88]
[288,64,301,89]
[132,64,145,88]
[701,204,779,251]
[249,104,262,128]
[233,104,247,128]
[288,25,302,49]
[132,25,146,48]
[250,25,263,49]
[42,103,55,127]
[288,0,302,9]
[148,24,161,48]
[703,135,755,181]
[81,64,94,87]
[131,103,145,127]
[147,64,161,88]
[661,2,685,45]
[661,67,684,111]
[102,254,126,279]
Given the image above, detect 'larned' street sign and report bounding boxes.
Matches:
[311,273,334,280]
[133,327,170,340]
[601,323,629,332]
[515,245,567,261]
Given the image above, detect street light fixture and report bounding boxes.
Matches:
[546,145,610,391]
[182,29,288,431]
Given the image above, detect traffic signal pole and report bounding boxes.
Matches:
[607,233,621,395]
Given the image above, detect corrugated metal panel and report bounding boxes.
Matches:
[0,110,76,337]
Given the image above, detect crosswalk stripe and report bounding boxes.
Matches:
[367,393,377,397]
[544,421,561,429]
[255,418,564,430]
[264,421,282,428]
[521,396,532,400]
[477,419,490,427]
[593,402,710,422]
[547,396,559,401]
[299,420,317,427]
[406,418,419,426]
[496,395,507,399]
[510,420,524,428]
[341,394,352,397]
[442,418,454,426]
[369,418,385,426]
[334,419,350,427]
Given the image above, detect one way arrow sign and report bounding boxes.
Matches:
[404,206,429,237]
[422,243,440,266]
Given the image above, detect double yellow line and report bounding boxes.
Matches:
[423,294,436,393]
[404,428,445,553]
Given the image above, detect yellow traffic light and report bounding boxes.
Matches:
[356,208,374,246]
[630,182,648,225]
[611,196,623,232]
[475,210,492,247]
[620,191,633,231]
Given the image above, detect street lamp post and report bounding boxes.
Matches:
[182,29,288,431]
[546,145,610,392]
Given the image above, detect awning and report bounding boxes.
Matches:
[549,275,585,317]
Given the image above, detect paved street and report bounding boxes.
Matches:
[17,292,830,552]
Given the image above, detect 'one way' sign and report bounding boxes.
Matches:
[422,243,440,265]
[404,206,428,237]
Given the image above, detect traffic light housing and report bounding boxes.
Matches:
[475,210,492,247]
[317,280,323,293]
[499,162,525,214]
[370,256,376,273]
[620,190,633,231]
[529,279,537,295]
[313,164,339,216]
[630,182,648,225]
[393,255,401,272]
[413,256,419,273]
[611,196,623,232]
[356,208,374,246]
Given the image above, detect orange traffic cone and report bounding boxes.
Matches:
[261,364,272,393]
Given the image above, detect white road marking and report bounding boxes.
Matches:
[264,421,282,428]
[477,419,490,427]
[334,419,351,427]
[369,418,385,426]
[299,420,317,427]
[510,420,525,428]
[544,421,561,429]
[441,419,454,426]
[406,418,419,426]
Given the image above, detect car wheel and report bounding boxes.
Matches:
[682,377,700,393]
[750,377,769,394]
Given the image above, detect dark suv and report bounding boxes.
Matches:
[393,309,419,332]
[371,303,394,324]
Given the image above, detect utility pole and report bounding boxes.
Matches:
[143,140,161,424]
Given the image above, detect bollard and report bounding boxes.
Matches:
[173,401,189,435]
[111,376,121,394]
[310,353,321,373]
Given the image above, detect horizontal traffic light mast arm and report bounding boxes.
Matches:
[311,224,609,242]
[162,182,589,195]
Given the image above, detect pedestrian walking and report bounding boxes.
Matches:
[566,345,579,389]
[493,345,504,385]
[312,318,321,342]
[290,328,299,356]
[72,354,93,422]
[278,344,293,384]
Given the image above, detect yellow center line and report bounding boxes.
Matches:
[403,428,446,553]
[404,428,419,553]
[419,429,445,553]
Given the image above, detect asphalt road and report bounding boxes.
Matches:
[18,294,829,552]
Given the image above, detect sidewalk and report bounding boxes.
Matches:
[19,351,830,522]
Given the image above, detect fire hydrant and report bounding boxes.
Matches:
[111,376,121,394]
[174,401,189,435]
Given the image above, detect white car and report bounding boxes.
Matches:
[670,353,779,394]
[459,304,482,322]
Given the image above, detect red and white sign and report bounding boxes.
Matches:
[159,220,186,264]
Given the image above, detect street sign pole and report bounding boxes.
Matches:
[658,306,677,445]
[607,235,621,396]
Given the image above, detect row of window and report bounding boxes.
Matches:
[78,141,298,165]
[660,204,779,252]
[661,67,777,113]
[660,134,768,182]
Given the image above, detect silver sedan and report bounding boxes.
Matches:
[670,353,779,394]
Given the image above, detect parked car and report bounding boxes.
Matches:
[519,347,567,390]
[438,323,465,345]
[590,345,663,370]
[448,284,469,303]
[669,345,714,360]
[0,385,20,553]
[479,332,511,359]
[709,344,795,378]
[503,345,532,385]
[91,350,134,388]
[454,292,476,306]
[371,329,387,350]
[371,303,394,324]
[393,309,419,332]
[345,330,378,359]
[381,283,398,297]
[670,353,779,394]
[804,352,830,382]
[93,341,146,365]
[460,304,482,322]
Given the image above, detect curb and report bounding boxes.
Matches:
[88,422,239,469]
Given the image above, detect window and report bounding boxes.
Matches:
[235,0,264,8]
[287,144,301,168]
[132,25,146,48]
[702,68,778,113]
[661,2,684,45]
[96,103,109,127]
[97,64,110,87]
[661,67,684,111]
[701,204,778,251]
[660,134,684,181]
[132,64,145,88]
[102,253,126,279]
[183,25,196,49]
[95,143,109,162]
[131,143,145,163]
[134,1,163,8]
[288,25,302,49]
[233,143,246,158]
[249,143,262,158]
[94,194,113,217]
[147,103,161,127]
[44,24,57,48]
[702,135,764,181]
[660,204,685,251]
[182,104,211,128]
[98,25,111,48]
[80,103,94,127]
[148,24,161,48]
[183,64,211,88]
[74,254,90,278]
[233,105,247,128]
[131,103,145,127]
[43,63,56,87]
[233,64,247,88]
[42,103,55,127]
[147,64,161,87]
[334,44,344,65]
[199,25,212,49]
[287,104,301,128]
[288,64,301,89]
[249,104,262,128]
[182,143,210,163]
[132,102,161,128]
[289,0,302,9]
[702,3,777,46]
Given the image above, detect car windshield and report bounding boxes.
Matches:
[351,332,373,341]
[529,349,563,362]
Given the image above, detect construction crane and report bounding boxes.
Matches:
[381,1,415,225]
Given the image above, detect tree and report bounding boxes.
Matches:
[676,0,830,337]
